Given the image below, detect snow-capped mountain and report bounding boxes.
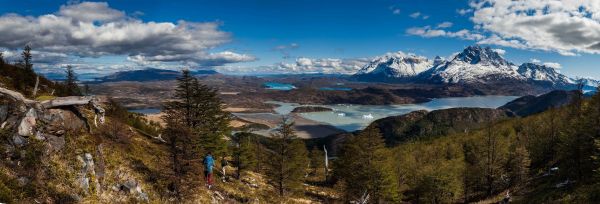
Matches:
[575,77,600,88]
[419,46,524,83]
[353,45,585,89]
[355,52,431,79]
[517,63,573,85]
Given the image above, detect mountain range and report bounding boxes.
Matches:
[354,45,598,89]
[96,68,217,82]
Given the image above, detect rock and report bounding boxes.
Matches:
[77,153,99,195]
[12,134,27,146]
[45,134,65,152]
[17,177,29,187]
[17,108,37,136]
[41,109,86,135]
[123,179,138,194]
[0,105,7,123]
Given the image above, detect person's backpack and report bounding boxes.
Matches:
[204,155,214,171]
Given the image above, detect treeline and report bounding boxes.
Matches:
[0,45,82,98]
[330,88,600,203]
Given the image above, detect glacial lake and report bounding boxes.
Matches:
[266,95,519,132]
[264,82,296,90]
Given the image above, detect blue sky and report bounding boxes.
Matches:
[0,0,599,78]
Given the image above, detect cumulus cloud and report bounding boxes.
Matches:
[218,57,370,75]
[457,8,473,15]
[543,62,562,69]
[0,1,254,72]
[492,48,506,55]
[437,22,453,28]
[406,26,485,41]
[470,0,600,55]
[409,12,421,18]
[407,1,600,56]
[531,58,541,63]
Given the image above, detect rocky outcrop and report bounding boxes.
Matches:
[0,87,105,148]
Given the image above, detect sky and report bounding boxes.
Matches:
[0,0,599,79]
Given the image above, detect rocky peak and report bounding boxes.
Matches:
[454,45,510,66]
[355,52,432,78]
[517,63,572,85]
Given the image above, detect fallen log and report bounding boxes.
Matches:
[0,87,105,127]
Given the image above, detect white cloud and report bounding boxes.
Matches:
[470,0,600,55]
[0,1,254,73]
[422,15,430,20]
[543,62,562,69]
[406,26,485,41]
[531,58,541,63]
[218,57,370,75]
[457,8,473,15]
[407,1,600,56]
[492,48,506,55]
[409,12,421,18]
[437,22,453,28]
[392,9,401,15]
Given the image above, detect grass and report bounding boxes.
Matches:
[35,95,56,101]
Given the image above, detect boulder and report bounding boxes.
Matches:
[17,108,36,136]
[41,109,86,135]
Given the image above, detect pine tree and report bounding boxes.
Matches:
[554,86,596,181]
[309,146,325,177]
[0,51,4,66]
[163,70,230,158]
[506,137,530,188]
[21,44,36,88]
[63,65,82,96]
[22,45,32,71]
[265,118,308,196]
[334,125,400,202]
[232,132,257,179]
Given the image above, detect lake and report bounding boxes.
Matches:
[266,95,519,132]
[264,82,296,90]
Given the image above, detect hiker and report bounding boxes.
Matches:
[221,156,228,182]
[203,152,215,189]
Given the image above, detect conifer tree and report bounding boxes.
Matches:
[334,125,399,202]
[163,70,230,157]
[21,44,36,88]
[309,146,325,177]
[506,137,530,188]
[265,118,308,196]
[63,65,82,96]
[232,132,258,179]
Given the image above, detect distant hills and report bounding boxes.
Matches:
[97,68,217,82]
[42,68,218,82]
[354,45,599,90]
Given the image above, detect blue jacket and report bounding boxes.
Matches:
[203,155,214,172]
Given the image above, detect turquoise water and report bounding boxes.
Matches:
[264,82,296,90]
[268,95,519,132]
